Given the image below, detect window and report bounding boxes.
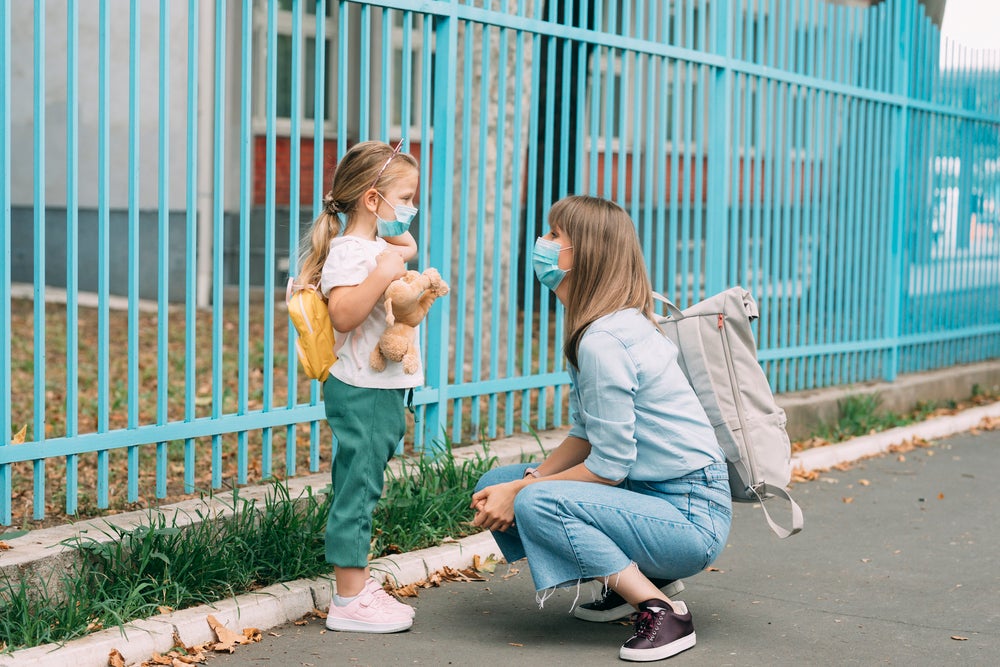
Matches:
[253,0,336,136]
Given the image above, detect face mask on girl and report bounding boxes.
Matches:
[375,192,418,237]
[532,237,572,291]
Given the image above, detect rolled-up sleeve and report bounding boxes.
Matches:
[575,331,639,481]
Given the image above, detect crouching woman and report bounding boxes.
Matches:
[471,195,732,662]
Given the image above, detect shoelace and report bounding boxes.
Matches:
[368,583,408,610]
[629,609,660,641]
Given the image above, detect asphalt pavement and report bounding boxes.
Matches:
[204,428,1000,667]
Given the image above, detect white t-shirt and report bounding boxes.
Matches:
[320,235,423,389]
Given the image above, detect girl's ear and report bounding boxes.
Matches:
[362,188,380,214]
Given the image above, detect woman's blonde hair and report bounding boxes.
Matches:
[296,140,418,287]
[550,195,655,368]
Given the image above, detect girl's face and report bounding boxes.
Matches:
[373,168,419,220]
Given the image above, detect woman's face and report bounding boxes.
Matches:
[541,224,574,303]
[541,225,574,272]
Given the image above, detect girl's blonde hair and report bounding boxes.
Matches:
[550,195,655,368]
[296,140,418,287]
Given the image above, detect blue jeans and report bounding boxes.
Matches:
[474,462,732,592]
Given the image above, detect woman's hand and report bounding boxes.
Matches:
[470,480,522,532]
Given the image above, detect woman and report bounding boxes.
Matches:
[471,195,732,662]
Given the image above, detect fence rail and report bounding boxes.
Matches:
[1,0,999,525]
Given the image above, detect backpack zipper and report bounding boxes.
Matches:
[294,293,315,335]
[718,312,762,495]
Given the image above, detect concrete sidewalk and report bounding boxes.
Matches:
[3,404,999,666]
[204,428,1000,666]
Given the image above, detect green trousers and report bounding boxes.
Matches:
[323,375,406,568]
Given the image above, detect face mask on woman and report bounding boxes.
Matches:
[375,192,418,237]
[532,237,572,291]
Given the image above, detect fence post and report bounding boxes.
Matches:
[886,0,914,382]
[423,4,458,452]
[706,0,734,295]
[1,0,11,525]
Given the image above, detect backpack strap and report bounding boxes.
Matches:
[750,484,805,539]
[651,291,683,320]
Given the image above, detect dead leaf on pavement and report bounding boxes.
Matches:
[842,497,854,504]
[938,492,945,500]
[705,566,723,573]
[473,553,499,574]
[0,542,10,551]
[508,642,524,647]
[858,479,870,486]
[108,649,126,667]
[951,635,968,641]
[791,467,821,483]
[206,614,260,653]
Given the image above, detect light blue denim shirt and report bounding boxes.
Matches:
[568,308,724,482]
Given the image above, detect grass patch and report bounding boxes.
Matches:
[0,441,498,653]
[802,383,999,447]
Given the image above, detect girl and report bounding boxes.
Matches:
[471,195,732,662]
[298,140,423,634]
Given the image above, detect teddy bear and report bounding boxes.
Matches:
[370,267,450,374]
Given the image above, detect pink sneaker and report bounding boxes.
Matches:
[325,588,413,633]
[364,578,416,619]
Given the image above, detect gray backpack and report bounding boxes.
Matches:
[655,287,804,538]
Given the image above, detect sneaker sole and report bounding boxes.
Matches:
[573,580,686,623]
[619,631,697,662]
[325,617,413,633]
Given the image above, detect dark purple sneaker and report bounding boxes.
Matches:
[574,579,685,623]
[619,599,696,662]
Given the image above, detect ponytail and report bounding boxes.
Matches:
[296,207,342,289]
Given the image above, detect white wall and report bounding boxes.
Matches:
[10,1,194,210]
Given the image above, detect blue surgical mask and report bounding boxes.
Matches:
[376,192,418,237]
[532,237,572,291]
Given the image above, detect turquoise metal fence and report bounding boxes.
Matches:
[1,0,998,526]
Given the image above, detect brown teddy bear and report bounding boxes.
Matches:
[370,267,450,374]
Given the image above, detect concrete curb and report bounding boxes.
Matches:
[1,402,997,666]
[0,531,503,667]
[791,401,1000,472]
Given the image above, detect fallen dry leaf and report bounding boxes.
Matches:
[0,542,10,551]
[842,497,854,504]
[938,492,945,500]
[705,566,723,572]
[791,467,821,483]
[109,649,127,667]
[502,567,521,580]
[951,635,968,641]
[508,643,524,647]
[473,553,499,574]
[157,605,174,615]
[858,479,870,486]
[11,425,27,444]
[206,615,260,653]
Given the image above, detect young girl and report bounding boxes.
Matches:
[297,140,423,634]
[471,195,732,662]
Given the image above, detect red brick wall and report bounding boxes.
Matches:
[253,135,339,206]
[254,136,430,207]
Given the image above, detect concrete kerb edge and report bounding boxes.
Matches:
[791,400,1000,472]
[3,403,997,666]
[0,530,502,667]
